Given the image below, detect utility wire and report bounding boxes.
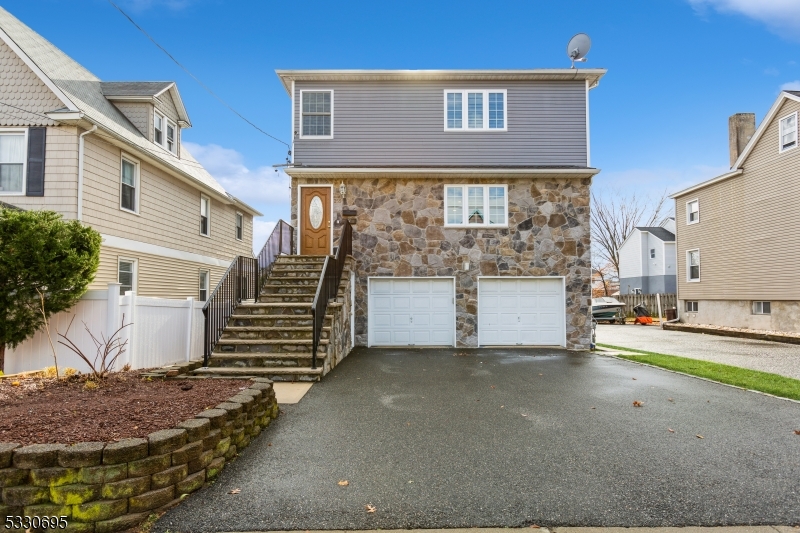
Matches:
[107,0,290,148]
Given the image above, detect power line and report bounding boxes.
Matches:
[107,0,290,148]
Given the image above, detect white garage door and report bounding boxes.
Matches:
[369,278,454,346]
[478,277,565,346]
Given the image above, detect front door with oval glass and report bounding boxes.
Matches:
[300,186,331,255]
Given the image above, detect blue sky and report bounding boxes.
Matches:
[4,0,800,250]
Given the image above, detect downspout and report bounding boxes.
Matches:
[77,125,97,222]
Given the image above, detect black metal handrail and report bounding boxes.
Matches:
[310,220,352,369]
[202,220,294,366]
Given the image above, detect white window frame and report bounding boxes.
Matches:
[299,89,334,139]
[119,153,140,215]
[199,269,210,302]
[686,249,700,282]
[650,248,656,259]
[200,194,211,237]
[444,184,508,227]
[685,300,698,312]
[117,257,137,295]
[779,111,797,153]
[443,89,508,132]
[235,211,243,241]
[0,128,28,196]
[686,199,699,225]
[154,111,164,146]
[166,118,177,154]
[752,301,771,315]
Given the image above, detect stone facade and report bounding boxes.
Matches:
[291,176,592,350]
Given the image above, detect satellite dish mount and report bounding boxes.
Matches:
[567,33,592,69]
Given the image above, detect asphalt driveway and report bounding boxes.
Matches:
[597,324,800,380]
[156,348,800,532]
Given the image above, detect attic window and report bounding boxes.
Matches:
[154,111,177,154]
[779,112,797,152]
[166,120,176,153]
[154,113,163,145]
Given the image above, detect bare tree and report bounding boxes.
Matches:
[592,263,618,297]
[591,189,670,281]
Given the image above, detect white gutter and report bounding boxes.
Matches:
[670,169,743,199]
[77,125,97,222]
[285,167,600,176]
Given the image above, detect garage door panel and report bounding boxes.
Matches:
[370,278,454,346]
[373,313,392,327]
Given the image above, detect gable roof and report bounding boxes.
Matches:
[0,7,259,216]
[634,227,675,242]
[672,91,800,199]
[101,81,174,97]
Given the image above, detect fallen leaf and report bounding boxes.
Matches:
[11,381,19,387]
[530,526,541,529]
[591,406,596,409]
[668,428,675,433]
[538,373,543,376]
[338,480,349,486]
[408,480,413,483]
[365,504,376,513]
[268,442,272,446]
[490,385,496,389]
[668,398,674,402]
[228,488,241,494]
[522,414,528,417]
[793,430,800,435]
[632,378,637,380]
[500,405,504,408]
[696,435,704,439]
[633,400,643,407]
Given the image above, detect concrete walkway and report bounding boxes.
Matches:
[597,324,800,380]
[254,528,798,533]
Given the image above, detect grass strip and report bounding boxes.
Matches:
[597,343,800,401]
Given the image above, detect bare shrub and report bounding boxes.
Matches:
[57,315,132,381]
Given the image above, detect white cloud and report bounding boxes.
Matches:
[780,80,800,91]
[688,0,800,37]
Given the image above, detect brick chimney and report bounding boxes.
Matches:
[729,113,756,168]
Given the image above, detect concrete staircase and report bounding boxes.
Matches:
[193,255,345,381]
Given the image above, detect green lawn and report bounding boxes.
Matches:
[597,344,800,401]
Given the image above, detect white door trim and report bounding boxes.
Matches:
[297,183,334,255]
[477,275,567,348]
[367,276,457,348]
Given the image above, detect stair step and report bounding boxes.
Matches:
[216,338,329,345]
[230,314,333,320]
[272,265,323,271]
[192,367,323,378]
[210,351,325,360]
[223,326,327,332]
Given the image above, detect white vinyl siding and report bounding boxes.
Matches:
[444,184,507,226]
[779,112,797,152]
[300,90,333,138]
[0,130,26,194]
[444,89,507,131]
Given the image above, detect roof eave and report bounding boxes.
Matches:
[670,169,744,199]
[284,166,600,178]
[731,91,800,169]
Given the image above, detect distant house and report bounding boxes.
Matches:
[618,217,676,294]
[0,7,261,300]
[671,91,800,332]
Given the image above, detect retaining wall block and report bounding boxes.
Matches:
[13,444,66,469]
[147,429,187,456]
[128,486,174,514]
[0,503,22,518]
[0,467,29,488]
[223,444,237,461]
[271,403,279,418]
[238,388,262,401]
[103,439,147,465]
[3,485,51,506]
[231,427,244,447]
[171,441,203,466]
[72,498,128,522]
[100,476,149,500]
[127,454,170,478]
[95,511,149,533]
[202,429,221,452]
[60,520,95,532]
[248,382,273,392]
[187,450,213,474]
[150,464,188,490]
[0,443,20,468]
[23,502,72,518]
[220,421,234,439]
[238,434,251,450]
[30,467,79,487]
[195,409,227,429]
[60,443,105,468]
[177,418,210,442]
[213,437,230,459]
[78,464,127,485]
[205,457,225,480]
[176,470,205,495]
[50,483,101,505]
[215,402,243,418]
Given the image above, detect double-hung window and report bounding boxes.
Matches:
[687,249,700,281]
[166,120,176,153]
[0,131,26,194]
[154,113,164,145]
[301,90,333,138]
[120,156,138,213]
[118,258,136,295]
[200,195,210,236]
[154,111,177,154]
[687,199,699,224]
[199,270,209,301]
[779,112,797,152]
[445,184,507,226]
[235,212,243,240]
[444,90,506,131]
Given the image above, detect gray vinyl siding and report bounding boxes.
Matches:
[293,80,588,167]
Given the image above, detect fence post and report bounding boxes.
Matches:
[185,297,195,362]
[125,290,136,369]
[106,283,121,369]
[656,293,663,324]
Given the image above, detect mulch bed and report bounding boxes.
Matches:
[0,371,248,445]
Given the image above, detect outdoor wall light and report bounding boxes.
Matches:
[463,260,470,271]
[339,181,346,198]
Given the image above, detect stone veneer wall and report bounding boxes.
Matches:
[291,177,592,350]
[326,258,355,371]
[0,379,278,532]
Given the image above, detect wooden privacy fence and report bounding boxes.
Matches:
[615,293,677,317]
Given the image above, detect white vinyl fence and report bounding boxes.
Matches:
[5,283,204,375]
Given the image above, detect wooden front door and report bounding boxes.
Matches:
[300,186,331,255]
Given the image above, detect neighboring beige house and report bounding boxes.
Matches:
[0,7,260,300]
[671,91,800,332]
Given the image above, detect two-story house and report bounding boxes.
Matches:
[0,7,260,301]
[618,217,676,294]
[277,69,605,350]
[672,92,800,332]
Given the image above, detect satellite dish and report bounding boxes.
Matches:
[567,33,591,69]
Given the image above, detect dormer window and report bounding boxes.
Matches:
[154,113,163,145]
[154,111,177,154]
[167,121,176,153]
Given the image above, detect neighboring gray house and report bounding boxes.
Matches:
[277,69,606,350]
[618,217,676,294]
